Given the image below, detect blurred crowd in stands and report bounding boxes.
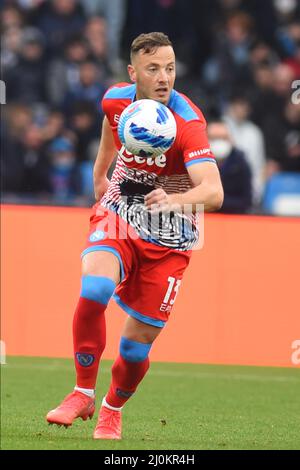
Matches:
[1,0,300,214]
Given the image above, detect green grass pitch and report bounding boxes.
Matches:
[1,356,299,450]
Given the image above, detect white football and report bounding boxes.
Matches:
[118,99,177,158]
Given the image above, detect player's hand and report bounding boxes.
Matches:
[145,189,182,214]
[94,176,110,201]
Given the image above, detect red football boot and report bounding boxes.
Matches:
[93,404,122,440]
[46,391,95,427]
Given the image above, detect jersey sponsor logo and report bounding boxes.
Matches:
[188,148,211,158]
[114,114,120,123]
[76,353,95,367]
[128,168,157,185]
[89,230,106,242]
[118,145,167,168]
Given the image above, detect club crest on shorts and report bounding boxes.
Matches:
[89,230,105,242]
[76,353,95,367]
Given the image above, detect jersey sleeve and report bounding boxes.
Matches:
[101,89,114,124]
[101,82,133,122]
[179,120,216,168]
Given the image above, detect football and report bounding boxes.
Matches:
[118,99,177,158]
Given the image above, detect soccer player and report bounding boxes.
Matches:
[46,32,223,439]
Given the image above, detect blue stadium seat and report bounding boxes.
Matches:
[80,161,94,198]
[263,173,300,216]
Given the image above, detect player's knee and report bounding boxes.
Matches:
[120,336,152,362]
[81,275,116,305]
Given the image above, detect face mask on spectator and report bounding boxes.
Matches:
[210,139,233,160]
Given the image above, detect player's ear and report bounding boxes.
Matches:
[128,64,136,83]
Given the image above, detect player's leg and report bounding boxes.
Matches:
[73,250,121,392]
[93,317,162,439]
[93,242,191,439]
[106,316,161,407]
[46,250,121,427]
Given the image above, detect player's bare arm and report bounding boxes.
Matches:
[93,116,117,201]
[145,162,224,213]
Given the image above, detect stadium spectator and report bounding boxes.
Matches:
[62,60,106,114]
[47,35,90,107]
[41,109,68,143]
[272,62,296,100]
[48,136,81,200]
[250,64,279,128]
[2,4,25,31]
[223,95,266,205]
[249,40,279,68]
[252,62,296,156]
[69,101,100,162]
[268,62,296,112]
[203,11,255,101]
[273,0,300,24]
[4,27,47,104]
[243,0,278,45]
[15,123,50,194]
[84,16,112,78]
[208,120,252,214]
[1,3,27,72]
[15,0,47,10]
[80,0,126,75]
[1,104,32,193]
[264,99,300,176]
[1,25,23,72]
[281,21,300,76]
[124,0,197,77]
[34,0,86,57]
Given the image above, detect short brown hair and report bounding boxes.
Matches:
[130,32,173,61]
